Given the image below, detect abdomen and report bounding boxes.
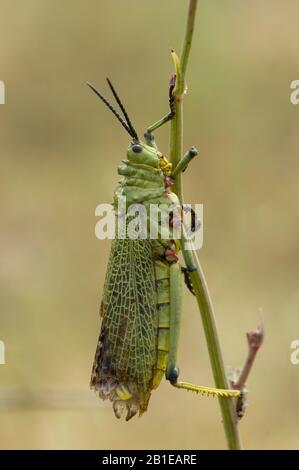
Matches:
[152,258,171,389]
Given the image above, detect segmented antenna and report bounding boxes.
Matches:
[106,78,139,141]
[87,81,138,141]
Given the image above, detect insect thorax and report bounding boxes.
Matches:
[113,142,180,248]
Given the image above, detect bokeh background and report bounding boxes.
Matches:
[1,0,299,450]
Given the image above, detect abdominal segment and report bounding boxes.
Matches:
[152,259,171,389]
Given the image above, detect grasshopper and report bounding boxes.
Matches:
[88,74,239,421]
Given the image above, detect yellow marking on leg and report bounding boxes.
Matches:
[173,381,240,398]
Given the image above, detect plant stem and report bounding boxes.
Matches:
[182,239,242,450]
[170,0,242,450]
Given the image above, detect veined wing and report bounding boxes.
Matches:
[90,236,158,414]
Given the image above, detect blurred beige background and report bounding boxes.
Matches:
[0,0,299,450]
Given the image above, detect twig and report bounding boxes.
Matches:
[170,0,243,450]
[233,321,264,391]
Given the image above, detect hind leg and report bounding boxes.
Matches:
[166,262,240,398]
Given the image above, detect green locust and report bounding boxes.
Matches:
[88,74,239,421]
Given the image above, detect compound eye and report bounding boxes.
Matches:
[132,144,142,153]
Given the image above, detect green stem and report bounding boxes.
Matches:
[170,99,182,196]
[179,0,198,92]
[183,239,242,450]
[170,0,242,450]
